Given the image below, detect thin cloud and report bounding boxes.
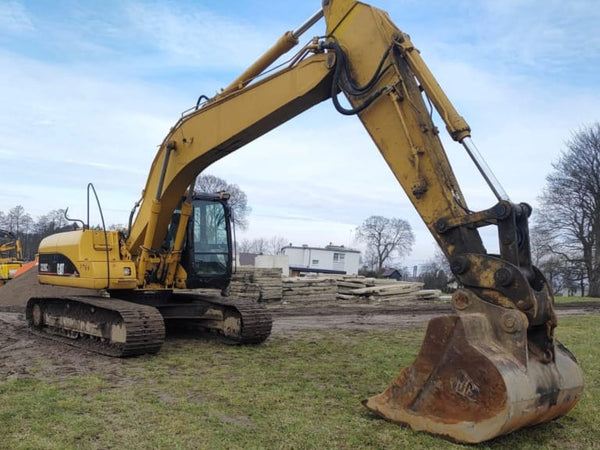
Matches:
[123,1,276,70]
[0,1,33,33]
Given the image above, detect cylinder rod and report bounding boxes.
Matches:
[462,137,509,201]
[293,9,324,39]
[219,10,323,98]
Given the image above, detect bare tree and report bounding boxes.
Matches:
[237,236,287,255]
[194,174,251,230]
[529,223,552,267]
[355,215,414,275]
[238,237,268,254]
[266,236,288,255]
[420,245,452,291]
[534,123,600,296]
[6,205,30,237]
[419,262,449,291]
[432,245,451,276]
[0,206,71,260]
[35,209,70,234]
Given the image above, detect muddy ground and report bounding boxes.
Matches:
[1,269,599,382]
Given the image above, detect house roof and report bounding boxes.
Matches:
[382,268,401,277]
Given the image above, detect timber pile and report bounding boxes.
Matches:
[229,267,283,302]
[282,277,338,304]
[224,270,441,305]
[334,276,439,304]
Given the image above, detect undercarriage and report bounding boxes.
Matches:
[26,292,272,357]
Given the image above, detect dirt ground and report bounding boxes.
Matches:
[1,269,599,382]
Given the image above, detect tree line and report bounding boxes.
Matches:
[0,206,71,260]
[532,123,600,297]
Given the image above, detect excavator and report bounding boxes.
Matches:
[0,229,24,285]
[26,0,583,443]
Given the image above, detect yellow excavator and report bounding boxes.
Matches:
[0,230,24,285]
[26,0,583,443]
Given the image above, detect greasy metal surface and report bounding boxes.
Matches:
[363,290,584,443]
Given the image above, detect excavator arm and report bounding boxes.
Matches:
[33,0,582,442]
[317,2,583,442]
[316,2,582,442]
[0,230,22,261]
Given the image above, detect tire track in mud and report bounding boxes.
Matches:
[0,311,126,382]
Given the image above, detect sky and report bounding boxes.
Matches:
[1,0,599,269]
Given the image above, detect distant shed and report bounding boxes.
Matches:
[382,268,403,281]
[281,244,360,276]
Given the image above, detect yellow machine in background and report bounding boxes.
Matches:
[27,0,583,443]
[0,230,23,285]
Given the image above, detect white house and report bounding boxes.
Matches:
[281,244,360,276]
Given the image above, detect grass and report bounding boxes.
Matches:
[555,295,600,304]
[0,317,599,449]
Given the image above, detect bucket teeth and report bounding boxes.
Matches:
[363,291,584,444]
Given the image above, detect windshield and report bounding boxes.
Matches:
[191,198,230,277]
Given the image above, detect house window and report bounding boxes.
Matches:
[312,259,319,265]
[333,253,345,262]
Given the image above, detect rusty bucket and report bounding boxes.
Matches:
[363,289,584,443]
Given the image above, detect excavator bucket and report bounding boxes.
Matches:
[363,289,584,444]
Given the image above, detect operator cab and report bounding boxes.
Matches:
[180,192,233,290]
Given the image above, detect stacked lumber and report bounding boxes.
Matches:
[251,268,283,302]
[225,270,440,305]
[334,276,437,303]
[282,277,338,304]
[336,277,376,296]
[351,283,425,304]
[228,269,260,301]
[229,267,283,302]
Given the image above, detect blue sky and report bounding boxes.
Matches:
[1,0,599,267]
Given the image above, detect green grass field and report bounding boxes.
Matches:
[1,316,598,449]
[555,296,600,304]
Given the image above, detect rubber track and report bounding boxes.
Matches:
[27,296,165,357]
